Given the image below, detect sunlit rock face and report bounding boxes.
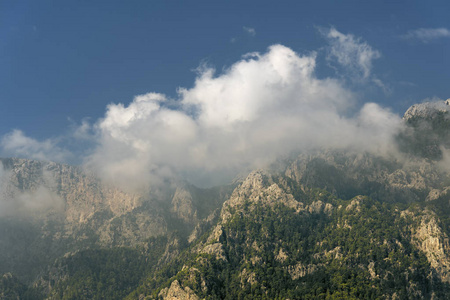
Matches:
[398,99,450,160]
[156,154,450,299]
[410,212,450,283]
[403,99,450,121]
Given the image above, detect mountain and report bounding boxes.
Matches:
[130,153,450,299]
[1,100,450,299]
[398,99,450,160]
[0,158,232,289]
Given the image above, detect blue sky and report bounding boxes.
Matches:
[1,0,450,185]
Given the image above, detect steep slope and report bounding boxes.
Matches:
[134,168,450,299]
[282,150,447,204]
[0,158,232,287]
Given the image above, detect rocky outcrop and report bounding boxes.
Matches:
[199,243,227,261]
[283,150,449,203]
[220,170,303,222]
[0,158,145,222]
[426,187,450,202]
[287,263,319,280]
[0,158,168,247]
[307,200,333,215]
[171,186,197,224]
[158,280,199,300]
[403,99,450,121]
[409,212,450,283]
[240,268,257,286]
[0,158,212,283]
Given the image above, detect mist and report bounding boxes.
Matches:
[0,161,64,217]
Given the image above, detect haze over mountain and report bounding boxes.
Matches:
[1,99,450,299]
[2,1,450,299]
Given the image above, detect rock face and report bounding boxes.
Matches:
[283,150,448,203]
[171,186,197,224]
[287,263,319,280]
[221,170,303,222]
[158,280,199,300]
[399,99,450,160]
[0,158,168,242]
[0,158,226,283]
[142,149,450,299]
[0,158,146,223]
[410,212,450,283]
[403,99,450,121]
[0,158,163,282]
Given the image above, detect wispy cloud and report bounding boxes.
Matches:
[322,27,381,80]
[243,26,256,36]
[1,130,70,162]
[402,28,450,43]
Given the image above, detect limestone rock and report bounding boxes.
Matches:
[221,170,303,222]
[287,263,319,280]
[158,280,199,300]
[171,187,197,224]
[408,212,450,283]
[403,100,450,121]
[307,200,333,215]
[199,242,227,261]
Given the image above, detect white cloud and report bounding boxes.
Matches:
[402,28,450,43]
[1,130,70,162]
[323,27,381,80]
[15,185,64,215]
[0,31,403,189]
[71,118,93,141]
[243,26,256,36]
[85,44,403,188]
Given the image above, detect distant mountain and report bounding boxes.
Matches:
[1,100,450,299]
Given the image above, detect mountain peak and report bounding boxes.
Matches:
[403,99,450,121]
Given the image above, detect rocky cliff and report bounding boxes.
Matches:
[143,150,450,299]
[0,158,229,284]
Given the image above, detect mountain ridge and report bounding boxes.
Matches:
[2,100,450,299]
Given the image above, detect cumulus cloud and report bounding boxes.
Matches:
[0,29,404,189]
[1,130,70,162]
[402,28,450,43]
[84,44,403,188]
[243,26,256,36]
[323,27,381,80]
